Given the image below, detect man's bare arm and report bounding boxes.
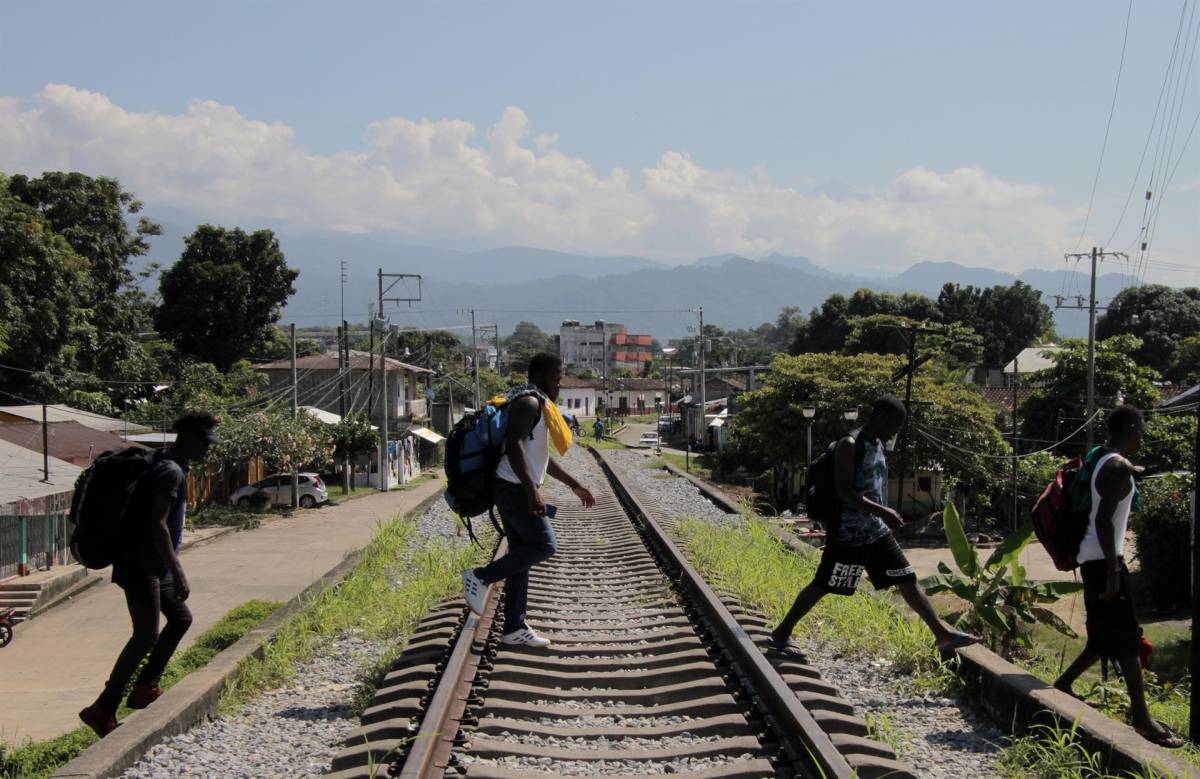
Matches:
[504,396,544,514]
[547,458,596,507]
[1094,455,1134,601]
[148,492,189,600]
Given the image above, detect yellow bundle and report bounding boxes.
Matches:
[488,392,573,455]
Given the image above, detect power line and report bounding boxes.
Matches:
[1073,0,1135,253]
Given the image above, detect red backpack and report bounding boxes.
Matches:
[1030,457,1091,571]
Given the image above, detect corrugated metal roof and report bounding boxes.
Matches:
[0,405,150,434]
[0,422,143,465]
[0,437,81,507]
[1002,345,1063,375]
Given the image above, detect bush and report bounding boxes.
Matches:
[1131,473,1193,613]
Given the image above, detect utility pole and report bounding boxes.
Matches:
[41,403,50,483]
[1011,355,1020,532]
[469,309,480,410]
[376,269,423,493]
[602,323,609,421]
[290,323,299,508]
[887,323,943,514]
[1059,247,1127,445]
[698,307,706,448]
[1190,401,1199,744]
[339,321,350,495]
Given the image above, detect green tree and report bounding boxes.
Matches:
[844,315,983,369]
[1096,284,1200,376]
[392,328,466,371]
[734,352,1008,514]
[1019,335,1160,455]
[128,360,268,424]
[1168,336,1200,385]
[156,226,299,371]
[7,172,165,400]
[937,282,1054,368]
[791,289,943,355]
[0,187,86,396]
[210,408,333,474]
[330,413,378,460]
[502,321,554,374]
[432,368,513,407]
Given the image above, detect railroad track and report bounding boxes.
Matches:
[327,448,915,778]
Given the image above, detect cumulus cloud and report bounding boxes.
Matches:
[0,84,1083,270]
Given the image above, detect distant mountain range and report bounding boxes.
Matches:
[140,226,1153,341]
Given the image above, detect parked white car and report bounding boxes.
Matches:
[230,473,329,509]
[638,432,662,447]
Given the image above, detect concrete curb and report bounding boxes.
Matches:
[28,572,99,619]
[51,486,446,779]
[661,462,744,514]
[760,516,1194,778]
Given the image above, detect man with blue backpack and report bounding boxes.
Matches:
[767,396,977,657]
[461,353,595,647]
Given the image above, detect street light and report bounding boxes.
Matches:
[802,404,817,466]
[843,409,859,423]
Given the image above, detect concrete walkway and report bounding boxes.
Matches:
[0,479,444,745]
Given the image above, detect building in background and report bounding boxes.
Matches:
[559,320,656,375]
[255,350,435,428]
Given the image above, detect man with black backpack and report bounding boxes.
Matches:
[768,396,977,656]
[79,410,218,738]
[1052,405,1182,748]
[461,353,595,647]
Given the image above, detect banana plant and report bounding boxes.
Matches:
[922,503,1084,657]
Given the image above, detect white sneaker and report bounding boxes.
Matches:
[462,569,488,616]
[501,627,552,647]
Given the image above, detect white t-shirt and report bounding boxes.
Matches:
[1076,452,1135,564]
[495,410,549,487]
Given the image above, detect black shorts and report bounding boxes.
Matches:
[815,533,916,596]
[1080,559,1140,660]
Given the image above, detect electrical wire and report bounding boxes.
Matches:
[912,412,1101,461]
[1074,0,1135,254]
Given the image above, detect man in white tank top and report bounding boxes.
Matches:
[1054,405,1182,748]
[462,353,596,647]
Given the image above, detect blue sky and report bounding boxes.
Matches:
[1,1,1196,280]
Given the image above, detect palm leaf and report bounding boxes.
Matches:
[942,502,979,578]
[984,522,1034,570]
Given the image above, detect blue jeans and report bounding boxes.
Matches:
[475,480,558,633]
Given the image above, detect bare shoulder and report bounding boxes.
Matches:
[510,395,541,413]
[1097,453,1135,494]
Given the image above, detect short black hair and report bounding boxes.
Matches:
[872,395,907,421]
[173,409,217,438]
[528,352,563,380]
[1107,404,1144,435]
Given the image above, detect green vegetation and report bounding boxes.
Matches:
[922,504,1082,657]
[220,512,489,712]
[0,600,279,779]
[997,720,1185,778]
[1131,474,1194,612]
[675,517,947,682]
[584,436,628,450]
[658,451,714,481]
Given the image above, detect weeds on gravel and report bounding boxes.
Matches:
[675,517,951,685]
[996,720,1178,778]
[864,711,904,755]
[220,513,489,714]
[0,600,280,779]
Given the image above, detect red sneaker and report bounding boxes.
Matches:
[78,705,119,738]
[126,683,164,709]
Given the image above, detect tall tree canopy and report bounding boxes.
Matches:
[1096,284,1200,376]
[3,172,164,403]
[791,289,944,354]
[156,226,298,371]
[0,184,87,395]
[503,321,554,373]
[936,281,1054,368]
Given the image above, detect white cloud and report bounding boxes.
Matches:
[0,84,1085,271]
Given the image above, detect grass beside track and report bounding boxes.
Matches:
[675,517,945,681]
[0,599,280,779]
[675,517,1196,777]
[219,508,489,713]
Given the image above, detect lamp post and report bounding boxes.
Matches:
[803,404,817,466]
[843,409,859,424]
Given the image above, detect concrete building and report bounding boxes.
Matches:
[255,350,434,428]
[557,376,600,418]
[559,320,626,373]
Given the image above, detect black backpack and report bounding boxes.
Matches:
[804,434,866,536]
[69,447,157,569]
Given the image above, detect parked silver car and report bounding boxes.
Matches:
[230,473,329,509]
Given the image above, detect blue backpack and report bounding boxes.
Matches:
[444,388,543,539]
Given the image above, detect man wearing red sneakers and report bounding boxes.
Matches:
[79,410,217,737]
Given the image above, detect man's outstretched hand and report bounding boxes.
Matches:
[573,485,597,508]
